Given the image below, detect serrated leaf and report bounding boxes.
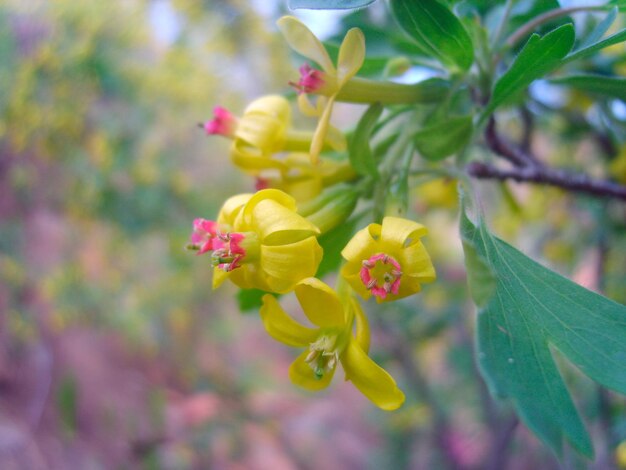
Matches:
[550,74,626,101]
[485,24,575,117]
[289,0,377,10]
[413,116,473,161]
[461,205,626,458]
[390,0,474,72]
[349,103,382,177]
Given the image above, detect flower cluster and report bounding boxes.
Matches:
[188,17,437,410]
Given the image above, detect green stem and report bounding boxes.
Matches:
[492,0,516,48]
[336,77,449,105]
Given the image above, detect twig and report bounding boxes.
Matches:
[484,118,540,168]
[504,6,607,49]
[519,106,533,153]
[466,161,626,201]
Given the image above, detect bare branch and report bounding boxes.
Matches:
[467,161,626,201]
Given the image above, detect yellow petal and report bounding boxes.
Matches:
[261,237,322,293]
[401,241,436,281]
[295,278,345,328]
[230,142,287,173]
[341,339,405,411]
[277,16,335,73]
[260,295,319,347]
[289,350,335,391]
[217,193,253,226]
[309,95,336,164]
[337,27,366,85]
[381,216,427,248]
[212,266,229,289]
[235,113,285,151]
[243,95,291,123]
[393,275,423,301]
[351,297,370,353]
[340,265,372,301]
[297,93,320,117]
[340,223,379,263]
[251,199,320,245]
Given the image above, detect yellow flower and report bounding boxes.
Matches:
[260,277,405,410]
[189,189,323,294]
[277,16,365,163]
[341,217,436,303]
[255,152,356,203]
[203,95,342,173]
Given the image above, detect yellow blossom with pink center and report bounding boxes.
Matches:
[341,216,436,303]
[189,189,323,294]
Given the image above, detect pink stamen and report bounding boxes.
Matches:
[189,219,246,271]
[289,64,325,94]
[203,106,237,137]
[190,218,222,255]
[359,253,403,300]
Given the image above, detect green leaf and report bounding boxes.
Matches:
[316,217,360,278]
[349,103,382,177]
[236,289,267,312]
[413,116,473,161]
[550,74,626,101]
[485,24,575,117]
[563,27,626,64]
[288,0,377,9]
[389,0,474,72]
[575,7,617,51]
[461,204,626,458]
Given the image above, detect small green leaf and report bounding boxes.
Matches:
[237,289,267,312]
[390,0,474,72]
[349,103,382,177]
[563,26,626,64]
[461,203,626,458]
[413,116,473,161]
[485,24,575,117]
[575,7,617,51]
[550,74,626,101]
[288,0,377,9]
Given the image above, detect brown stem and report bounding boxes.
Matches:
[467,161,626,201]
[485,118,540,168]
[505,6,606,49]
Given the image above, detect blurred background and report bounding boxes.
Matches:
[0,0,624,469]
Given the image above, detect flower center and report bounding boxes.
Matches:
[188,220,259,272]
[359,253,403,300]
[305,334,340,379]
[202,106,238,137]
[289,64,326,94]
